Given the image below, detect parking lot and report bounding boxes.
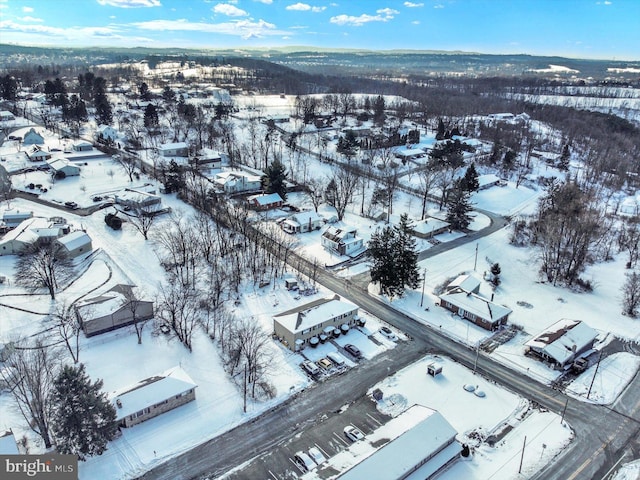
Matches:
[222,393,391,479]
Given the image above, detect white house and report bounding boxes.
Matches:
[159,142,188,157]
[302,405,460,480]
[281,211,324,234]
[26,145,52,162]
[321,226,364,256]
[477,174,502,190]
[47,157,80,177]
[0,217,68,255]
[525,319,598,369]
[22,128,45,145]
[274,295,359,351]
[96,124,120,142]
[111,366,197,428]
[0,111,16,122]
[214,171,262,194]
[1,210,33,229]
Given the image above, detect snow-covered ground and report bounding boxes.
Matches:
[369,355,573,480]
[612,459,640,480]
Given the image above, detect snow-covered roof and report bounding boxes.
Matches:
[248,192,283,206]
[290,210,323,225]
[525,319,598,365]
[439,288,511,324]
[56,231,91,251]
[322,225,358,242]
[478,174,501,188]
[447,274,481,294]
[111,366,197,421]
[302,405,459,480]
[0,431,19,455]
[46,157,79,171]
[413,217,449,235]
[394,146,425,157]
[159,142,188,151]
[214,171,262,184]
[0,217,48,244]
[274,297,358,334]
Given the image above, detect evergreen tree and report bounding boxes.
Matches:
[373,95,385,125]
[93,77,112,126]
[446,181,473,230]
[394,214,420,291]
[369,214,420,298]
[436,118,446,140]
[460,163,480,192]
[263,159,287,201]
[144,103,159,129]
[559,144,570,171]
[51,364,117,460]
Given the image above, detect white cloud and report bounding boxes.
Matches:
[286,3,325,12]
[0,19,126,40]
[132,18,287,39]
[213,3,248,16]
[19,16,43,22]
[411,20,420,24]
[22,6,34,12]
[433,4,444,8]
[330,7,398,26]
[404,2,424,7]
[253,0,273,3]
[96,0,161,7]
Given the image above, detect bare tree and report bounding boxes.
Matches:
[121,286,150,344]
[113,154,137,182]
[52,303,82,364]
[418,164,439,219]
[622,270,640,318]
[619,217,640,269]
[125,205,157,240]
[325,164,360,221]
[14,243,74,300]
[305,177,327,212]
[157,282,200,351]
[1,340,59,448]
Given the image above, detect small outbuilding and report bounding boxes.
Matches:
[55,231,92,258]
[72,140,93,152]
[47,157,80,177]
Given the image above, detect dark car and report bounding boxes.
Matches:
[64,201,78,209]
[344,344,362,359]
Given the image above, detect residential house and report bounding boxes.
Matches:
[321,226,364,256]
[22,128,45,145]
[193,149,222,170]
[302,405,460,480]
[438,274,511,331]
[0,217,67,255]
[47,157,80,177]
[76,284,154,337]
[344,126,371,138]
[247,192,283,211]
[114,188,162,210]
[281,211,324,234]
[26,145,52,162]
[477,174,502,190]
[55,230,92,258]
[111,366,197,428]
[96,124,120,143]
[72,140,93,152]
[0,430,19,454]
[525,319,598,369]
[394,146,426,162]
[0,210,33,229]
[274,295,359,351]
[214,171,262,194]
[413,217,450,239]
[159,142,188,158]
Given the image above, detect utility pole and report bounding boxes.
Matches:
[518,435,527,474]
[243,364,247,413]
[587,350,604,400]
[420,267,427,307]
[474,243,478,271]
[473,344,480,375]
[560,398,568,424]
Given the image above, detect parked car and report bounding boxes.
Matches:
[302,360,320,376]
[317,358,333,370]
[378,326,398,341]
[327,351,346,366]
[308,446,327,466]
[344,425,365,442]
[344,344,362,359]
[64,201,78,209]
[293,451,315,472]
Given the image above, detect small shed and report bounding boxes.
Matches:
[427,363,443,377]
[72,140,93,152]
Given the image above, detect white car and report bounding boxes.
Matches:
[344,425,365,442]
[294,451,315,472]
[308,446,327,465]
[379,326,398,341]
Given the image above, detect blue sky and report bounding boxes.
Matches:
[0,0,638,60]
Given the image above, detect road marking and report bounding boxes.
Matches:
[268,469,279,480]
[366,413,383,426]
[600,454,628,480]
[567,421,628,480]
[332,432,349,447]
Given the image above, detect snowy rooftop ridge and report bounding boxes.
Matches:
[111,366,197,421]
[274,296,358,334]
[302,404,459,480]
[525,319,598,365]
